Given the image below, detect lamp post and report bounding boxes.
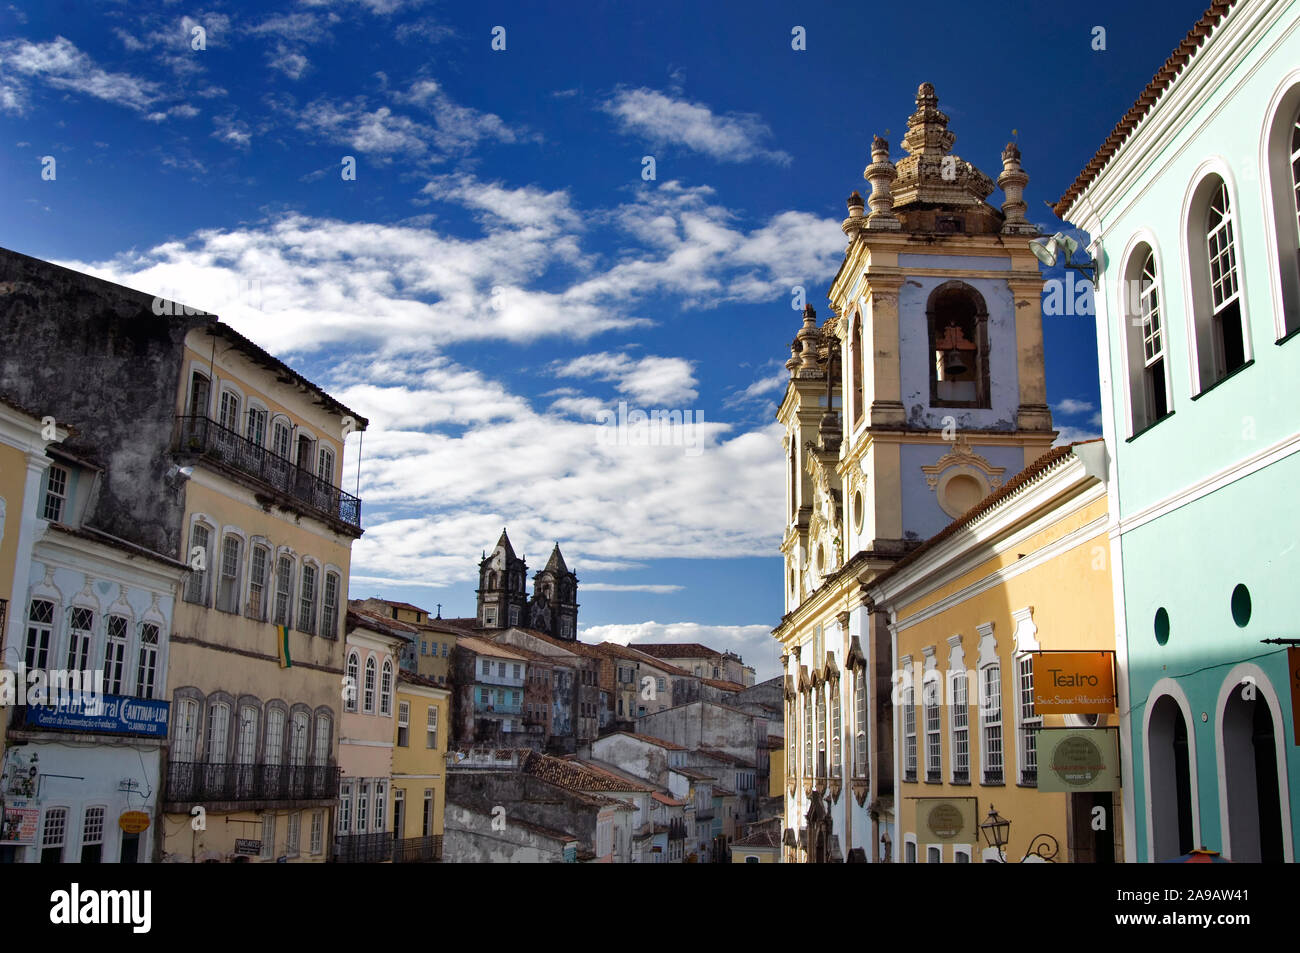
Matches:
[979,804,1011,863]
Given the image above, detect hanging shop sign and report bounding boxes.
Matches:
[1036,728,1121,793]
[118,811,151,834]
[911,797,977,842]
[1032,652,1116,713]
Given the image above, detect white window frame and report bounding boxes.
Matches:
[345,651,359,713]
[363,656,377,714]
[41,464,68,522]
[380,659,393,716]
[216,534,243,614]
[246,542,270,621]
[397,700,409,747]
[426,705,438,749]
[103,614,129,695]
[297,561,318,635]
[136,622,160,699]
[902,659,916,781]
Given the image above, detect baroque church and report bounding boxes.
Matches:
[475,529,579,641]
[774,83,1057,862]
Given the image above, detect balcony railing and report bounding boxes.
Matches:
[983,768,1004,785]
[166,761,340,804]
[334,832,393,864]
[176,416,361,530]
[393,835,442,863]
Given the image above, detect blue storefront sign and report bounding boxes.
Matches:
[23,693,170,737]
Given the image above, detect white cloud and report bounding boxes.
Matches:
[0,36,161,113]
[1053,397,1095,416]
[602,87,791,165]
[554,352,698,406]
[1052,426,1102,446]
[589,621,782,680]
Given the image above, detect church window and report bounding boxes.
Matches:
[509,605,520,626]
[851,313,864,424]
[927,282,989,408]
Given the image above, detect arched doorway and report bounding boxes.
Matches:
[1222,689,1284,862]
[1148,694,1194,859]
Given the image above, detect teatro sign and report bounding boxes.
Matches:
[1031,652,1115,714]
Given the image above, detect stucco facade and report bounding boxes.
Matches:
[1058,0,1300,863]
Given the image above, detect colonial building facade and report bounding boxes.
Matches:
[1057,0,1300,862]
[773,84,1057,861]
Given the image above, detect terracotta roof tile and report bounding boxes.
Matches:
[600,730,685,751]
[521,750,645,794]
[630,642,726,660]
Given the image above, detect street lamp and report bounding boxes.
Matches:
[1028,231,1097,281]
[979,804,1011,863]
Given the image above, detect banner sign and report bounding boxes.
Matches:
[23,693,170,737]
[1036,728,1121,792]
[1,801,39,844]
[911,797,977,842]
[234,839,262,856]
[1032,652,1115,713]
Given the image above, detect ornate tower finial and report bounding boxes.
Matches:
[797,304,820,371]
[902,83,956,158]
[842,190,866,240]
[863,136,901,230]
[998,142,1034,234]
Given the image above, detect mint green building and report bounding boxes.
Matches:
[1058,0,1300,862]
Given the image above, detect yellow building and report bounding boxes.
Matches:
[160,323,368,863]
[390,672,450,861]
[866,441,1121,863]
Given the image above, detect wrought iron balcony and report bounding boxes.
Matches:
[175,416,361,531]
[334,832,393,864]
[983,768,1004,785]
[393,835,442,863]
[166,761,340,804]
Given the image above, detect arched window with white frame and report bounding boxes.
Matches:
[1185,171,1249,390]
[136,622,160,699]
[246,542,270,621]
[363,656,377,713]
[272,553,294,628]
[1262,82,1300,338]
[297,561,317,635]
[853,667,867,779]
[24,597,55,670]
[184,521,213,606]
[173,697,200,762]
[380,659,393,716]
[104,614,129,695]
[345,651,359,712]
[1121,242,1171,434]
[216,533,243,614]
[902,658,917,783]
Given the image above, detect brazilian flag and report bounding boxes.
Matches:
[277,624,293,668]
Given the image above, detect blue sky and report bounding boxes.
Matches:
[0,0,1211,679]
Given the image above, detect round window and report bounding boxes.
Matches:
[1230,584,1251,628]
[853,490,864,533]
[1154,607,1170,645]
